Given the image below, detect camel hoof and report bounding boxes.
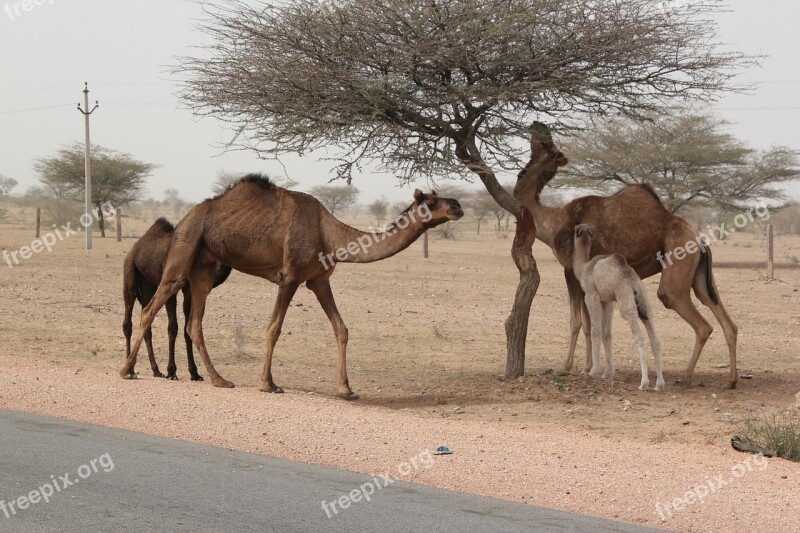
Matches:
[120,371,138,380]
[153,371,165,378]
[336,392,359,401]
[211,378,235,388]
[655,382,666,392]
[639,383,650,391]
[191,375,204,382]
[260,385,284,393]
[166,374,178,381]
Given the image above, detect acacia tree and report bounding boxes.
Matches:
[561,110,800,213]
[34,144,154,236]
[0,176,18,197]
[368,197,390,224]
[310,184,360,215]
[177,0,749,377]
[468,189,495,235]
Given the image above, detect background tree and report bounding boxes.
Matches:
[468,189,495,235]
[0,175,18,197]
[310,185,360,216]
[367,197,390,225]
[33,143,154,236]
[561,110,800,213]
[176,0,750,378]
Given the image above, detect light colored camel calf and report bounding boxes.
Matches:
[572,224,665,391]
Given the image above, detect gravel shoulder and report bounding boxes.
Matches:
[1,354,798,532]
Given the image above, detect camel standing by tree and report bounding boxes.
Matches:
[573,224,665,391]
[120,175,463,399]
[123,218,231,380]
[514,124,738,388]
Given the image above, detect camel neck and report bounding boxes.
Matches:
[320,209,427,266]
[516,170,563,247]
[572,242,590,280]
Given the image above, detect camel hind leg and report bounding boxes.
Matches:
[657,253,713,388]
[618,290,650,390]
[692,248,738,389]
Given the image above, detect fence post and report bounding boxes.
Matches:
[116,207,122,242]
[423,230,429,259]
[767,223,774,278]
[35,207,41,238]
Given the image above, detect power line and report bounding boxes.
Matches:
[0,103,75,115]
[0,83,80,97]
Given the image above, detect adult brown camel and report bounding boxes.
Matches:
[514,125,738,389]
[122,217,231,380]
[120,175,463,399]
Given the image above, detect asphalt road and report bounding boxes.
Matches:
[0,410,661,532]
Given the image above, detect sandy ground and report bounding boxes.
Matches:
[1,212,799,531]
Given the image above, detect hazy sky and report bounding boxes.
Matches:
[1,0,798,204]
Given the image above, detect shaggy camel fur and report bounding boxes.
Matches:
[122,218,231,380]
[514,124,738,389]
[573,224,665,391]
[120,175,463,399]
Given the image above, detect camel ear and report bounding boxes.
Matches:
[413,189,425,203]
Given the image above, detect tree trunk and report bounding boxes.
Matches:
[96,203,106,237]
[504,207,539,379]
[476,219,481,235]
[454,137,536,380]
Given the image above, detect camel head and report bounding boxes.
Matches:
[404,189,464,228]
[514,122,569,198]
[574,223,594,245]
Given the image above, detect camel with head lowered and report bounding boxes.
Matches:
[122,217,231,381]
[120,174,464,399]
[514,124,738,389]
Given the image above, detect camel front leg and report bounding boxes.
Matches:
[181,287,203,381]
[601,302,614,380]
[642,317,665,391]
[563,269,584,372]
[165,294,179,380]
[186,264,233,388]
[307,277,358,400]
[259,282,299,394]
[584,294,604,379]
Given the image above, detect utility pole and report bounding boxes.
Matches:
[77,82,99,250]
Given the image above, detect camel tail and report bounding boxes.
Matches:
[122,253,138,307]
[633,285,649,321]
[696,247,719,305]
